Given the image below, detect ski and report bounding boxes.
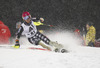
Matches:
[28,47,51,51]
[0,45,68,53]
[0,45,50,51]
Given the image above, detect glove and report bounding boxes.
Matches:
[12,39,20,48]
[40,18,44,22]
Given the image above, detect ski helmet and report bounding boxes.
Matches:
[22,11,31,20]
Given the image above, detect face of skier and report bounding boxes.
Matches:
[86,24,90,30]
[24,16,31,23]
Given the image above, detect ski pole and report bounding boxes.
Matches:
[43,24,54,27]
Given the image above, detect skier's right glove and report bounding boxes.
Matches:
[12,39,20,48]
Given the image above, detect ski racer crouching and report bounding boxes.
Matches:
[85,22,96,47]
[13,11,63,51]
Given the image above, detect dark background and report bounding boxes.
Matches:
[0,0,100,39]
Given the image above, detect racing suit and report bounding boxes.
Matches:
[16,20,50,45]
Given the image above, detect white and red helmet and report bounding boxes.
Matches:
[22,11,31,20]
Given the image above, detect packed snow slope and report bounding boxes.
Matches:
[0,31,100,68]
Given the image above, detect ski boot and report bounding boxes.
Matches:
[49,41,68,53]
[54,48,68,53]
[12,44,20,49]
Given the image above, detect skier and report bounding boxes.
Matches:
[13,11,63,52]
[85,22,96,47]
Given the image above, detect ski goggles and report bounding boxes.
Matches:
[23,16,30,20]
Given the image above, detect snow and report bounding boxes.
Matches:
[0,31,100,68]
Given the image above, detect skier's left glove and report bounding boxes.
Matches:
[12,39,20,48]
[40,18,44,22]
